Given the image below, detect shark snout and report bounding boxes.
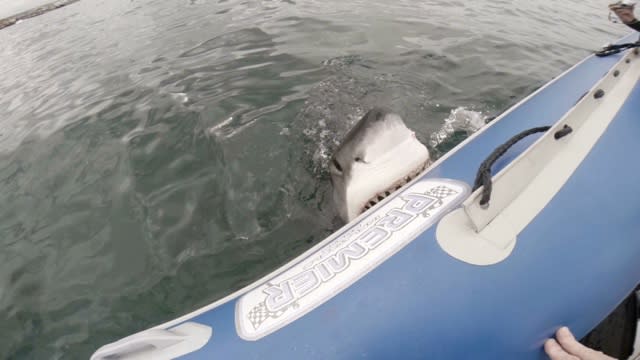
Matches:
[330,108,430,222]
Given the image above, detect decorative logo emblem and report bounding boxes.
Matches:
[236,179,469,340]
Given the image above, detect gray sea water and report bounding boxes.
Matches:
[0,0,628,358]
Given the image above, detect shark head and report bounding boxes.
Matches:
[330,108,431,222]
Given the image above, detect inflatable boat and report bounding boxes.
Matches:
[92,32,640,359]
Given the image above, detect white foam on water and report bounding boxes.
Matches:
[169,92,189,104]
[429,107,487,149]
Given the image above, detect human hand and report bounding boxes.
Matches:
[544,327,617,360]
[609,2,637,24]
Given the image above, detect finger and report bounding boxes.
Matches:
[555,327,615,360]
[544,338,579,360]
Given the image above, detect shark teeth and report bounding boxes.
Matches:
[361,161,430,214]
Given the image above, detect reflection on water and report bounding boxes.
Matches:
[0,0,626,357]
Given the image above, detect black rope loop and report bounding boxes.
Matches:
[595,41,640,57]
[472,126,551,208]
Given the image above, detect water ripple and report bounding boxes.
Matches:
[0,0,627,357]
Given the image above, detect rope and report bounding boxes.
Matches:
[472,126,551,208]
[595,41,640,57]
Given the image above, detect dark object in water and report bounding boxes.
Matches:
[0,0,80,30]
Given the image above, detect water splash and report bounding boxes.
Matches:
[429,107,487,150]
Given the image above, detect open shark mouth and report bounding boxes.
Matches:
[361,160,430,214]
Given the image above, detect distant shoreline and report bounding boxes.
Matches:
[0,0,80,30]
